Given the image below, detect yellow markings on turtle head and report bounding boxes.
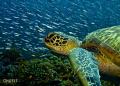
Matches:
[47,33,56,40]
[43,33,56,43]
[43,32,80,55]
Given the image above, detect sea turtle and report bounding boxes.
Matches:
[43,25,120,86]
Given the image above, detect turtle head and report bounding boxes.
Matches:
[43,32,82,55]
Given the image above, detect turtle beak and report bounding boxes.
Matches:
[43,33,57,50]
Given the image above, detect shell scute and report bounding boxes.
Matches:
[82,26,120,67]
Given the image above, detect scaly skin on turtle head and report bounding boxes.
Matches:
[43,32,82,55]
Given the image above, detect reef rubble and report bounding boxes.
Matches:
[0,49,119,86]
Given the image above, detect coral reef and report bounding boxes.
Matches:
[0,49,120,86]
[0,48,22,66]
[0,49,22,78]
[12,54,81,86]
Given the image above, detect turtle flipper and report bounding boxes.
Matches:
[68,48,101,86]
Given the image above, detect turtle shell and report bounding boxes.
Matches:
[81,26,120,75]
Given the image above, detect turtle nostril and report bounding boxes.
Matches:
[51,40,54,43]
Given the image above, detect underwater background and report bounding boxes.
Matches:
[0,0,120,86]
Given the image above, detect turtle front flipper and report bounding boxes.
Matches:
[68,48,101,86]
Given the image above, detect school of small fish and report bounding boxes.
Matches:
[0,0,120,59]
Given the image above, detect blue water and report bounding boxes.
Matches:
[0,0,120,59]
